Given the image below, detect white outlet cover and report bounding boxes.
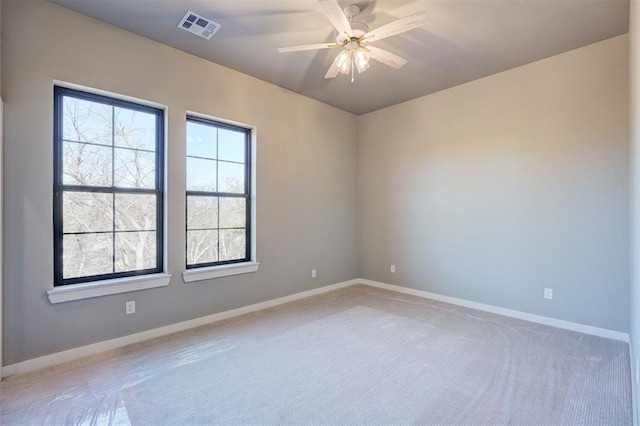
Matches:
[311,269,317,278]
[390,265,396,273]
[544,288,553,300]
[126,300,136,315]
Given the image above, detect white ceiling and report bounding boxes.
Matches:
[46,0,629,115]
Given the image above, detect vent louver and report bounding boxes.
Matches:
[178,11,221,40]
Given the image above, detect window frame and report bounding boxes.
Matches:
[53,86,165,287]
[185,115,252,270]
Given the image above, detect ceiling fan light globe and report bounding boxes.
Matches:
[338,60,352,74]
[354,48,369,63]
[354,48,370,73]
[355,59,370,74]
[334,49,352,74]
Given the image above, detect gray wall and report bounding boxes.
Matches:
[2,0,358,364]
[1,0,631,366]
[629,0,640,409]
[358,36,630,332]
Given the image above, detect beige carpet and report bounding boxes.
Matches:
[0,284,632,425]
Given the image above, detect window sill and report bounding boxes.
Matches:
[47,273,172,304]
[182,262,260,283]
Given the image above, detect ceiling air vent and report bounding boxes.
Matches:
[178,11,221,40]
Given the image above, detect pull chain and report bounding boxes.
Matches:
[351,58,355,83]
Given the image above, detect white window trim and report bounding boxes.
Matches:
[53,82,171,292]
[182,261,259,283]
[47,273,171,304]
[49,82,170,304]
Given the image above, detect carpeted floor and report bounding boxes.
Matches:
[0,284,633,425]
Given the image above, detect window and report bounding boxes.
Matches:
[186,116,251,269]
[53,86,164,286]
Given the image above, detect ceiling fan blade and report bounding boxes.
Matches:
[365,46,408,69]
[362,10,428,43]
[278,43,341,53]
[319,0,354,39]
[324,61,341,79]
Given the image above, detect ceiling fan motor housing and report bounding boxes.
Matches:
[350,21,369,37]
[337,23,369,43]
[343,5,360,20]
[337,5,369,44]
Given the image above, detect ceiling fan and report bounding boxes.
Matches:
[277,0,429,82]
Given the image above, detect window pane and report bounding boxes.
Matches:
[115,231,157,272]
[114,148,156,189]
[219,229,246,261]
[187,121,217,159]
[115,194,156,231]
[218,161,245,193]
[63,233,113,278]
[187,230,218,265]
[114,107,157,151]
[187,196,218,230]
[219,197,246,229]
[218,128,245,163]
[62,97,112,145]
[63,142,112,186]
[63,192,113,233]
[186,157,216,191]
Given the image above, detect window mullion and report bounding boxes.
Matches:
[111,106,116,274]
[245,130,251,260]
[60,185,158,195]
[216,128,221,263]
[155,110,164,273]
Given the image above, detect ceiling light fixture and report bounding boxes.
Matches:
[277,1,428,84]
[333,41,371,82]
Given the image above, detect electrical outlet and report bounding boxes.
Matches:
[311,269,317,278]
[390,265,396,273]
[544,288,553,300]
[126,300,136,315]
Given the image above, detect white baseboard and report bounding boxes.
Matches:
[3,277,629,378]
[2,279,359,378]
[359,279,630,342]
